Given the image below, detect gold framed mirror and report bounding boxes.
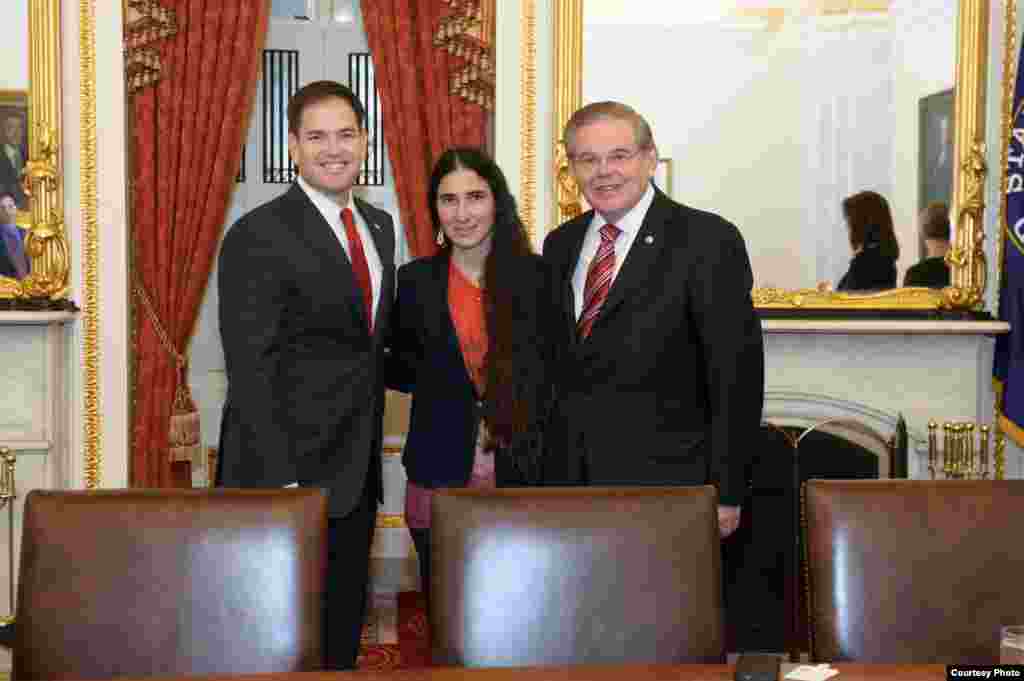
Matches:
[0,0,69,302]
[552,0,989,312]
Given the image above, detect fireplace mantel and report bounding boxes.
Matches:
[0,309,76,662]
[0,311,77,326]
[761,318,1014,479]
[762,319,1009,335]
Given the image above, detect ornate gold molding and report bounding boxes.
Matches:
[753,286,945,310]
[551,0,992,312]
[552,0,582,227]
[81,0,101,489]
[993,0,1017,482]
[1,0,72,301]
[519,0,536,241]
[998,0,1017,300]
[946,0,990,309]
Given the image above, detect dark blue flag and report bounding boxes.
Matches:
[994,38,1024,446]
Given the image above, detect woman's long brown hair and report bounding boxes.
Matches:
[428,147,540,447]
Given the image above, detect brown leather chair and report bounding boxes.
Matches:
[14,488,327,680]
[803,479,1024,663]
[430,486,725,667]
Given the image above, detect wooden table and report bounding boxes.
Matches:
[132,664,948,681]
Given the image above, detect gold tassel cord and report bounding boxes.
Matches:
[133,274,201,470]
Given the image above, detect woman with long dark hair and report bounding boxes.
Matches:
[387,147,558,606]
[836,190,900,291]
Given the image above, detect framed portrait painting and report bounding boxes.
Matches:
[0,90,29,212]
[918,88,954,214]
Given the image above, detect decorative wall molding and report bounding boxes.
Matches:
[80,0,101,489]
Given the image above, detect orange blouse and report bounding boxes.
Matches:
[447,259,488,397]
[403,260,494,531]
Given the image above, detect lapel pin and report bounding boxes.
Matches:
[644,235,654,245]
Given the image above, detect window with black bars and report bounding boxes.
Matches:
[349,53,384,186]
[263,49,300,184]
[236,145,246,183]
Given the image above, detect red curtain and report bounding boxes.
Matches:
[360,0,489,258]
[129,0,268,487]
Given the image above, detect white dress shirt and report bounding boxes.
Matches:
[572,182,656,320]
[297,176,383,326]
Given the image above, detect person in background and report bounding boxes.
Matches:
[216,80,398,671]
[0,115,28,209]
[387,147,559,608]
[836,190,900,292]
[542,101,764,539]
[0,191,29,279]
[903,202,951,288]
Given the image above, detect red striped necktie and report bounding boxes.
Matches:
[341,207,373,333]
[577,223,621,340]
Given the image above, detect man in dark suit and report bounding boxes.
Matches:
[0,114,28,209]
[904,202,951,288]
[543,101,764,538]
[216,81,396,670]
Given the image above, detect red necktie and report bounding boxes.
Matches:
[341,207,373,333]
[577,223,621,340]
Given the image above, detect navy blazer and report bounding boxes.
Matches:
[387,251,559,488]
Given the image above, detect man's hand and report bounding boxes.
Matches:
[718,505,741,538]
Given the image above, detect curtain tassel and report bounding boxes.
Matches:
[168,361,201,466]
[134,274,202,470]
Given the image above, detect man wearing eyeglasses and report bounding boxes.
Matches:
[542,101,764,539]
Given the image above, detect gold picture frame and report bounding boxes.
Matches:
[0,0,70,302]
[551,0,991,312]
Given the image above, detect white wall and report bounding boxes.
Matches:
[582,1,956,290]
[0,1,28,90]
[891,2,957,275]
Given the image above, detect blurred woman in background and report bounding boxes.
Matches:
[836,190,900,292]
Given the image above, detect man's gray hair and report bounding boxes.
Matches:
[563,101,655,155]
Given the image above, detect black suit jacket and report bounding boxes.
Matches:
[903,256,950,288]
[387,251,559,488]
[216,184,396,518]
[836,245,897,292]
[542,188,764,506]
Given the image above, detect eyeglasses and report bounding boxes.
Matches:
[570,147,645,175]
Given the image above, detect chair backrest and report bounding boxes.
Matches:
[430,485,724,667]
[14,488,327,680]
[804,479,1024,663]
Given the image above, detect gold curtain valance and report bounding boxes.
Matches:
[434,0,495,110]
[124,0,179,94]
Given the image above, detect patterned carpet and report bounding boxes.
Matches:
[357,591,430,672]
